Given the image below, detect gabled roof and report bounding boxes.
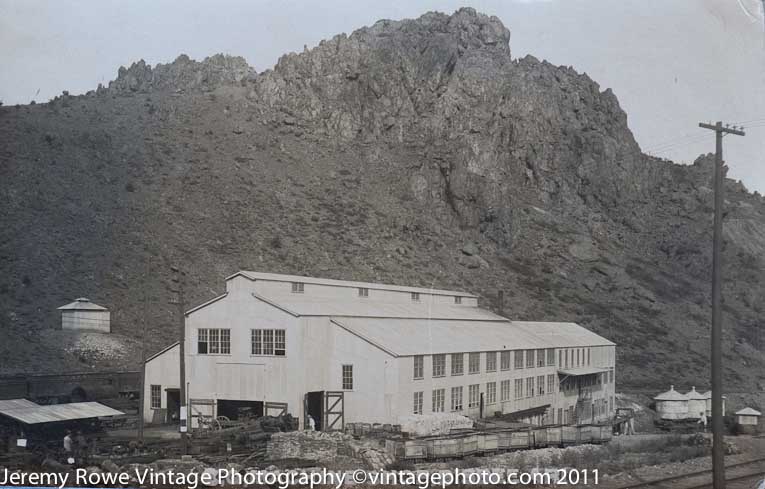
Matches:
[330,317,613,357]
[231,271,478,298]
[512,321,616,347]
[58,298,107,311]
[252,293,504,320]
[735,407,761,416]
[654,385,688,401]
[145,342,180,363]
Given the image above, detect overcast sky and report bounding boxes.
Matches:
[1,0,764,191]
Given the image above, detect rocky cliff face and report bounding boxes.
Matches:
[1,9,763,396]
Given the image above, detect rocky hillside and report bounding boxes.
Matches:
[1,9,763,393]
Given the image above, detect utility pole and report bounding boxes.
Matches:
[137,288,147,442]
[698,121,745,489]
[170,266,189,454]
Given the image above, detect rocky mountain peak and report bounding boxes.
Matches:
[108,53,256,93]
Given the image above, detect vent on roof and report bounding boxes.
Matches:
[76,297,90,302]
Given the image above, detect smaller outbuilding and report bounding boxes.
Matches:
[701,390,726,418]
[654,385,689,420]
[735,407,761,425]
[735,407,762,435]
[685,386,707,419]
[58,298,110,333]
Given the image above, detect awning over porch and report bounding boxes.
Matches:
[557,367,610,376]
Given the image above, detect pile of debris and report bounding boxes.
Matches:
[399,413,474,437]
[267,431,354,462]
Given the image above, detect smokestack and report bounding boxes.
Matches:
[497,290,504,317]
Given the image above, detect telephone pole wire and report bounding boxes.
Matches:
[698,121,745,489]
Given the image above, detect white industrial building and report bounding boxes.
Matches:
[143,272,616,430]
[58,298,111,333]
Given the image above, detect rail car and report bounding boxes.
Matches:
[398,423,612,461]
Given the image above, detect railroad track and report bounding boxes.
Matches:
[616,457,765,489]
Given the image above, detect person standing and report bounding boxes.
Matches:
[698,412,708,432]
[63,430,73,459]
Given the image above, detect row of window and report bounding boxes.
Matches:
[290,282,464,303]
[197,328,286,356]
[413,347,594,379]
[414,375,559,414]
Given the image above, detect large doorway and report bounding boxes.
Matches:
[305,391,324,431]
[166,389,181,424]
[304,391,344,431]
[217,399,264,421]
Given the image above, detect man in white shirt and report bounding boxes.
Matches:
[698,412,708,432]
[63,430,73,454]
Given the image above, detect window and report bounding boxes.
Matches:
[559,350,562,367]
[451,386,463,411]
[198,328,230,354]
[501,380,512,401]
[291,282,304,293]
[486,352,497,372]
[536,349,545,367]
[251,329,286,356]
[454,296,462,304]
[547,349,555,366]
[587,348,591,366]
[413,392,423,414]
[413,356,424,380]
[433,354,446,377]
[451,353,464,376]
[486,382,496,404]
[468,385,480,408]
[150,385,161,409]
[537,375,545,396]
[547,374,556,394]
[609,368,614,384]
[198,329,208,354]
[275,329,286,356]
[514,350,524,369]
[358,287,369,297]
[432,389,445,412]
[526,349,535,368]
[411,292,420,302]
[501,351,512,370]
[342,365,353,390]
[469,353,480,374]
[576,349,580,367]
[514,379,523,400]
[526,377,534,397]
[565,350,569,368]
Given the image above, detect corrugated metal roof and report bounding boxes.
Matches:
[654,385,689,401]
[331,318,612,356]
[57,298,107,311]
[236,271,478,298]
[735,407,762,416]
[0,401,124,424]
[0,399,39,411]
[557,367,610,376]
[256,293,505,320]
